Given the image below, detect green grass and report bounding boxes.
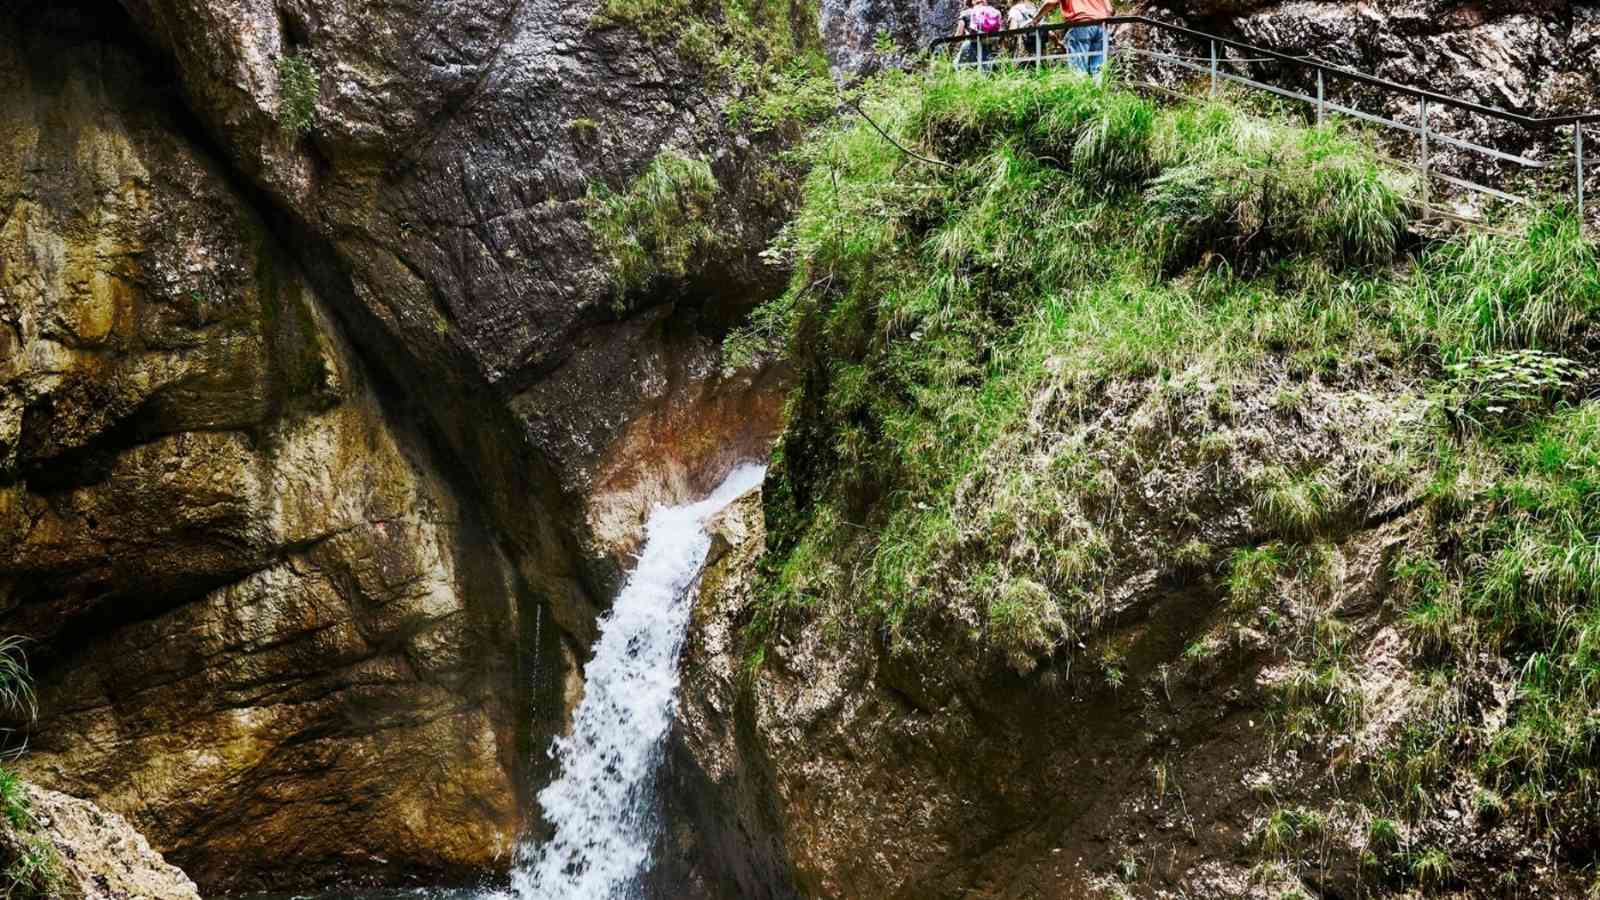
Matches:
[275,52,319,136]
[0,638,57,899]
[739,62,1600,873]
[587,150,722,300]
[1252,466,1339,537]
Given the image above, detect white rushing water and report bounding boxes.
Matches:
[503,463,767,900]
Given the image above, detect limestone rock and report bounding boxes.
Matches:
[0,7,534,892]
[4,785,201,900]
[115,0,798,623]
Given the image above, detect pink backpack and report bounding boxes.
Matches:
[973,5,1002,32]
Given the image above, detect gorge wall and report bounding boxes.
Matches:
[1,0,792,892]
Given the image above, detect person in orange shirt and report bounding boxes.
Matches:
[1030,0,1112,75]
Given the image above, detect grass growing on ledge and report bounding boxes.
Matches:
[0,637,59,900]
[738,62,1600,871]
[587,150,721,300]
[742,65,1419,660]
[275,52,319,137]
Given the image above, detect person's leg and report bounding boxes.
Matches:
[1068,25,1090,72]
[1085,24,1106,76]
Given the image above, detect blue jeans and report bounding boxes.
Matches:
[1070,24,1106,75]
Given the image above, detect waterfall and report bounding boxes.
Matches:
[504,463,767,900]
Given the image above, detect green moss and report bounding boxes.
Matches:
[587,150,722,301]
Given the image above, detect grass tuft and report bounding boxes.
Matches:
[275,52,319,137]
[587,151,721,300]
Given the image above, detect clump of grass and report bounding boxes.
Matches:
[1409,846,1455,892]
[587,150,721,299]
[0,638,57,899]
[1419,211,1600,356]
[1228,544,1285,606]
[987,578,1068,675]
[1255,805,1326,862]
[1252,466,1338,537]
[275,52,319,136]
[1145,104,1408,272]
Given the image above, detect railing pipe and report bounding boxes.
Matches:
[1316,69,1325,127]
[1578,124,1587,220]
[1209,39,1218,96]
[1419,97,1431,210]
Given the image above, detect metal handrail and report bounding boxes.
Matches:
[928,15,1596,216]
[928,15,1600,127]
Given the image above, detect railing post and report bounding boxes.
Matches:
[1209,39,1218,96]
[1034,25,1042,67]
[977,34,985,71]
[1099,23,1109,81]
[1316,69,1325,127]
[1577,122,1587,221]
[1419,97,1431,211]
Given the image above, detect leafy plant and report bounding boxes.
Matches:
[1437,349,1586,433]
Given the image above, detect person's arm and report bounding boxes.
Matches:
[1029,0,1059,26]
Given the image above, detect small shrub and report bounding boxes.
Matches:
[275,52,319,136]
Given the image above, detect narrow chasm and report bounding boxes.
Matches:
[5,0,1600,898]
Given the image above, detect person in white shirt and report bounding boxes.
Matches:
[1006,0,1040,58]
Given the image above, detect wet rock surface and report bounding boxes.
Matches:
[0,7,530,891]
[117,0,798,617]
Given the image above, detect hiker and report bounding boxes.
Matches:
[1030,0,1112,75]
[1006,0,1041,58]
[955,0,1004,67]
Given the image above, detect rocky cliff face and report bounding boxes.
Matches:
[1,6,535,890]
[116,0,796,612]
